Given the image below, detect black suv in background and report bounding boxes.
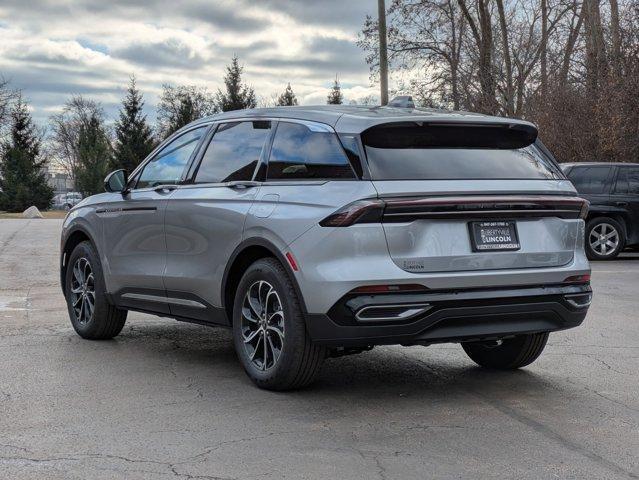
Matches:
[563,163,639,259]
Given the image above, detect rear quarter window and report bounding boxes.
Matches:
[267,122,355,180]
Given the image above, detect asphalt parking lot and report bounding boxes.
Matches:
[0,219,637,480]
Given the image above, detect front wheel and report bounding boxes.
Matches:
[65,241,127,339]
[232,258,326,390]
[461,332,549,369]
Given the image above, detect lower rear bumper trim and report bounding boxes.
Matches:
[307,284,591,347]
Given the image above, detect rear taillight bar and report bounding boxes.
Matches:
[319,199,385,227]
[383,195,589,221]
[320,195,589,226]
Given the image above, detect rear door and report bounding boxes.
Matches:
[360,123,582,273]
[163,121,272,322]
[612,166,639,245]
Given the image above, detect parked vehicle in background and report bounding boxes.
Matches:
[53,192,83,210]
[60,106,592,390]
[562,163,639,260]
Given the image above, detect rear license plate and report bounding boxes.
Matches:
[469,221,520,252]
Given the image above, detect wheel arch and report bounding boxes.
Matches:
[60,226,98,295]
[221,238,307,323]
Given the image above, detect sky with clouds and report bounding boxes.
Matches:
[0,0,379,126]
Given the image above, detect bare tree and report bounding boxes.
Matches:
[156,84,217,140]
[50,96,105,183]
[608,0,622,77]
[0,78,17,138]
[360,0,639,163]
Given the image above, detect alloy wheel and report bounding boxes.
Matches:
[241,280,285,371]
[70,257,95,325]
[589,223,619,256]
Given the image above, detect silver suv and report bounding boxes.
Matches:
[60,106,592,390]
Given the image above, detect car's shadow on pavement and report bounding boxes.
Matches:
[85,321,567,406]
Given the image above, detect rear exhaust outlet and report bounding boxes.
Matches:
[564,293,592,309]
[355,303,432,322]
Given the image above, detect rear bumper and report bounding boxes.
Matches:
[305,284,591,347]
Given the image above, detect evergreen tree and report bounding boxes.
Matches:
[277,83,298,106]
[74,113,111,197]
[157,84,217,140]
[327,77,344,105]
[216,56,257,112]
[112,76,154,172]
[0,96,53,212]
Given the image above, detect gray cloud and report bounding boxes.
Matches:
[180,1,267,32]
[1,0,269,32]
[1,64,126,125]
[247,0,375,27]
[254,37,368,77]
[114,39,206,70]
[0,0,375,126]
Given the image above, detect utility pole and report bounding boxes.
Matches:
[378,0,389,105]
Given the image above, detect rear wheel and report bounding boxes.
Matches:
[461,332,549,369]
[585,217,625,260]
[232,258,326,390]
[65,241,127,339]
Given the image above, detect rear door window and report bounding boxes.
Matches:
[194,121,271,183]
[267,122,355,180]
[615,167,639,195]
[568,166,614,194]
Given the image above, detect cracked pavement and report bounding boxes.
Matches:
[0,219,637,479]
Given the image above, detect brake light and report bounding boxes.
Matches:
[351,284,428,294]
[563,274,591,284]
[319,199,385,227]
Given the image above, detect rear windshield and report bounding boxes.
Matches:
[361,124,562,180]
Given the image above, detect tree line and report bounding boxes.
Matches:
[360,0,639,164]
[0,56,347,211]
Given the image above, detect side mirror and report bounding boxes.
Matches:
[104,169,128,193]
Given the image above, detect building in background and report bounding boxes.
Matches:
[46,164,74,196]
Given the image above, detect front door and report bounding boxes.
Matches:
[100,126,209,314]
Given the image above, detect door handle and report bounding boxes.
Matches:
[226,181,259,189]
[616,201,628,207]
[154,185,177,194]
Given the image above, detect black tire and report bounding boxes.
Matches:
[65,240,127,340]
[461,332,549,369]
[585,217,625,260]
[232,258,326,391]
